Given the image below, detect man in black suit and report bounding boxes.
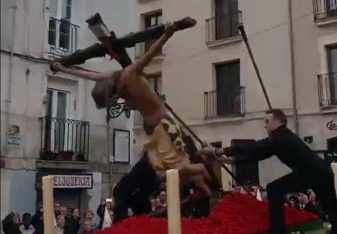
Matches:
[200,109,337,234]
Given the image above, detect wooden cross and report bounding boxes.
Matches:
[54,13,167,69]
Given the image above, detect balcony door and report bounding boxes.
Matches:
[327,45,337,104]
[46,89,71,153]
[216,61,241,116]
[47,89,70,119]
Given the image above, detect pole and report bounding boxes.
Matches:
[238,25,272,111]
[166,169,182,234]
[42,176,55,234]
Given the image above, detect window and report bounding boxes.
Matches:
[215,61,242,116]
[148,75,165,101]
[47,89,70,119]
[48,0,78,55]
[49,0,72,20]
[147,75,162,95]
[135,11,163,58]
[113,129,130,164]
[147,77,158,92]
[326,0,337,14]
[46,89,70,151]
[143,72,162,94]
[313,0,337,21]
[327,45,337,71]
[215,0,239,40]
[204,60,244,119]
[144,11,163,54]
[327,45,337,104]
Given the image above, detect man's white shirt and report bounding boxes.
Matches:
[19,224,35,234]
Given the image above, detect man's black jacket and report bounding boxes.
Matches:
[225,125,328,174]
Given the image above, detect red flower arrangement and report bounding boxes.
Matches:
[94,193,319,234]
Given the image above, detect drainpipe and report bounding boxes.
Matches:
[22,0,32,159]
[25,0,31,56]
[5,0,18,155]
[288,0,299,134]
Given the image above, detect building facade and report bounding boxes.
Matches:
[132,0,337,187]
[1,0,135,218]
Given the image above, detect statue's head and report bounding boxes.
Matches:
[91,70,122,109]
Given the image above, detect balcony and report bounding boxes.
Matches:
[313,0,337,23]
[206,11,242,45]
[204,87,245,119]
[39,116,90,165]
[48,17,79,57]
[317,72,337,107]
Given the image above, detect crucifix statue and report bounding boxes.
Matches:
[51,13,191,119]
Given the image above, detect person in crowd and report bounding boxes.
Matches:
[78,210,97,234]
[81,220,94,234]
[307,189,319,206]
[60,207,68,217]
[159,191,167,208]
[55,203,61,216]
[65,208,80,234]
[285,194,298,209]
[55,215,66,234]
[299,190,325,219]
[31,206,43,234]
[58,206,69,233]
[2,212,20,234]
[19,213,35,234]
[154,197,163,211]
[96,200,106,229]
[150,198,156,212]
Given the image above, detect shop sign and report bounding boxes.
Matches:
[53,174,93,189]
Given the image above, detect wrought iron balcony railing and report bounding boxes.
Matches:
[204,87,245,119]
[206,11,242,43]
[40,116,90,161]
[313,0,337,21]
[317,72,337,106]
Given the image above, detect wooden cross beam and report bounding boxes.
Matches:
[53,12,166,69]
[56,26,167,68]
[54,13,195,69]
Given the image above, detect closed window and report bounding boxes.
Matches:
[215,0,239,40]
[144,11,163,54]
[215,61,241,116]
[48,0,78,55]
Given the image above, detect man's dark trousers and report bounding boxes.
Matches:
[267,169,337,234]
